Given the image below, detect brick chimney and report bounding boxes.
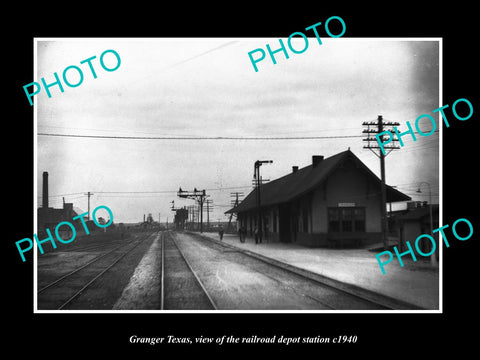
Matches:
[292,166,299,173]
[312,155,324,167]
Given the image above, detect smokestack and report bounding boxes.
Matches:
[42,171,49,208]
[292,166,299,173]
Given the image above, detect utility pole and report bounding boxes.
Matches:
[187,205,192,230]
[229,192,244,231]
[417,182,436,266]
[197,205,200,230]
[177,187,208,233]
[205,199,213,231]
[189,205,195,230]
[253,160,273,243]
[84,191,94,220]
[363,115,400,250]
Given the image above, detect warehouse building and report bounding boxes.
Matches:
[226,149,410,247]
[37,171,93,236]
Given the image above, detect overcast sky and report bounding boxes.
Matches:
[36,38,440,224]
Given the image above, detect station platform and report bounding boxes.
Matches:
[193,231,440,310]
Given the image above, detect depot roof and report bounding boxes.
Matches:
[226,149,411,214]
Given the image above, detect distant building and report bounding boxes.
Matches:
[38,201,79,232]
[226,149,411,248]
[396,203,439,255]
[37,200,95,236]
[174,207,188,230]
[37,171,91,236]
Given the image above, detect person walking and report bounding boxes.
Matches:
[218,225,224,241]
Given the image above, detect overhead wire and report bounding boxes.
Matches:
[38,185,253,199]
[38,133,365,140]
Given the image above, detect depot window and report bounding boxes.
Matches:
[328,207,366,232]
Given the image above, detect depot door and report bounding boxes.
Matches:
[278,204,291,242]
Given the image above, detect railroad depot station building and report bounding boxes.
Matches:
[226,149,411,248]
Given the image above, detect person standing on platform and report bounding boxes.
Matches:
[239,226,246,243]
[254,225,260,244]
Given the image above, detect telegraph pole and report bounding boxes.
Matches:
[254,160,273,243]
[205,199,213,231]
[189,205,194,229]
[362,116,399,250]
[197,205,200,229]
[228,192,244,231]
[190,205,195,230]
[84,191,94,220]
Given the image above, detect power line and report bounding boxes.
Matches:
[38,124,372,139]
[38,185,252,198]
[38,133,364,140]
[37,192,84,198]
[95,190,177,194]
[95,186,251,195]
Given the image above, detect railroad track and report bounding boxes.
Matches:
[37,231,156,310]
[40,238,128,255]
[184,232,423,310]
[160,231,217,310]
